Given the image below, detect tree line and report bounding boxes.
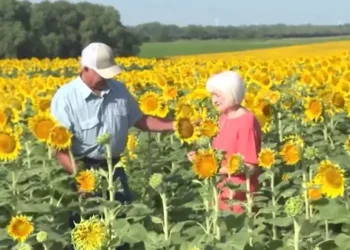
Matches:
[0,0,141,59]
[1,0,350,59]
[129,22,350,42]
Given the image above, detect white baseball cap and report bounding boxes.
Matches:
[80,42,122,79]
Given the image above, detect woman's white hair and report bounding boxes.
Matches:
[205,70,246,105]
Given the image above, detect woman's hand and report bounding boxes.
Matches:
[187,151,196,162]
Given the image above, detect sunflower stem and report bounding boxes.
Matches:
[302,169,310,220]
[309,168,314,218]
[24,141,31,169]
[204,198,211,235]
[293,217,300,250]
[325,219,329,240]
[211,177,220,240]
[43,160,54,205]
[344,189,350,210]
[245,167,254,247]
[270,171,277,240]
[202,178,211,235]
[11,170,16,195]
[147,132,152,175]
[156,133,161,143]
[160,193,169,241]
[10,170,18,212]
[47,145,52,160]
[105,144,114,203]
[277,112,283,143]
[323,124,328,143]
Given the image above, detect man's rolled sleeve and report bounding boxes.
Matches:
[126,90,143,128]
[50,94,74,132]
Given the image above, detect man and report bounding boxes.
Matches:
[50,42,174,249]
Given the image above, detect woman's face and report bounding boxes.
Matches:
[211,90,233,113]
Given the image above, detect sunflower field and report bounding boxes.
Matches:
[1,41,350,250]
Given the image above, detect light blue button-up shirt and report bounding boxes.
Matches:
[50,76,143,160]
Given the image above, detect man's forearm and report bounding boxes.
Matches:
[55,150,75,174]
[135,115,174,132]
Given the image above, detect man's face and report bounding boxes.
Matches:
[82,67,107,90]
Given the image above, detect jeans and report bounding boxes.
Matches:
[66,157,131,250]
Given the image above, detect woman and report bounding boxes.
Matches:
[187,70,262,214]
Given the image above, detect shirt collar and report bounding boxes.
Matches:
[77,76,112,100]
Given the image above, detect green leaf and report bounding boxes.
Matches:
[150,216,163,224]
[300,219,317,237]
[317,202,350,221]
[267,217,293,227]
[17,202,51,213]
[278,188,297,199]
[124,223,148,243]
[334,234,350,249]
[0,229,9,241]
[226,231,250,250]
[170,222,186,235]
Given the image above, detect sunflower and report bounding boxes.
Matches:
[162,86,178,100]
[314,160,345,199]
[9,108,20,123]
[75,170,97,193]
[266,90,281,104]
[307,180,322,201]
[138,91,162,116]
[32,96,52,113]
[175,102,196,117]
[27,112,57,142]
[174,115,200,144]
[7,215,34,242]
[7,96,25,112]
[0,129,21,162]
[126,133,138,159]
[187,88,210,100]
[344,135,350,153]
[279,140,301,166]
[71,217,107,250]
[303,96,323,122]
[283,134,305,149]
[280,96,295,110]
[200,118,218,138]
[258,148,276,169]
[192,148,218,179]
[226,153,243,175]
[157,98,169,118]
[0,108,8,128]
[255,112,272,133]
[257,73,272,89]
[331,91,347,113]
[47,125,72,150]
[254,98,273,118]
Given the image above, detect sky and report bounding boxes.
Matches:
[31,0,350,26]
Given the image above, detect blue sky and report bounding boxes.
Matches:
[32,0,350,26]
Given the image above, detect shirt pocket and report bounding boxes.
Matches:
[113,107,128,132]
[79,116,101,145]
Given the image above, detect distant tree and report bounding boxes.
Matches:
[128,22,350,43]
[0,0,142,59]
[1,0,350,58]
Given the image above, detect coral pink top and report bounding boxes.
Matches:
[212,110,262,213]
[213,111,262,164]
